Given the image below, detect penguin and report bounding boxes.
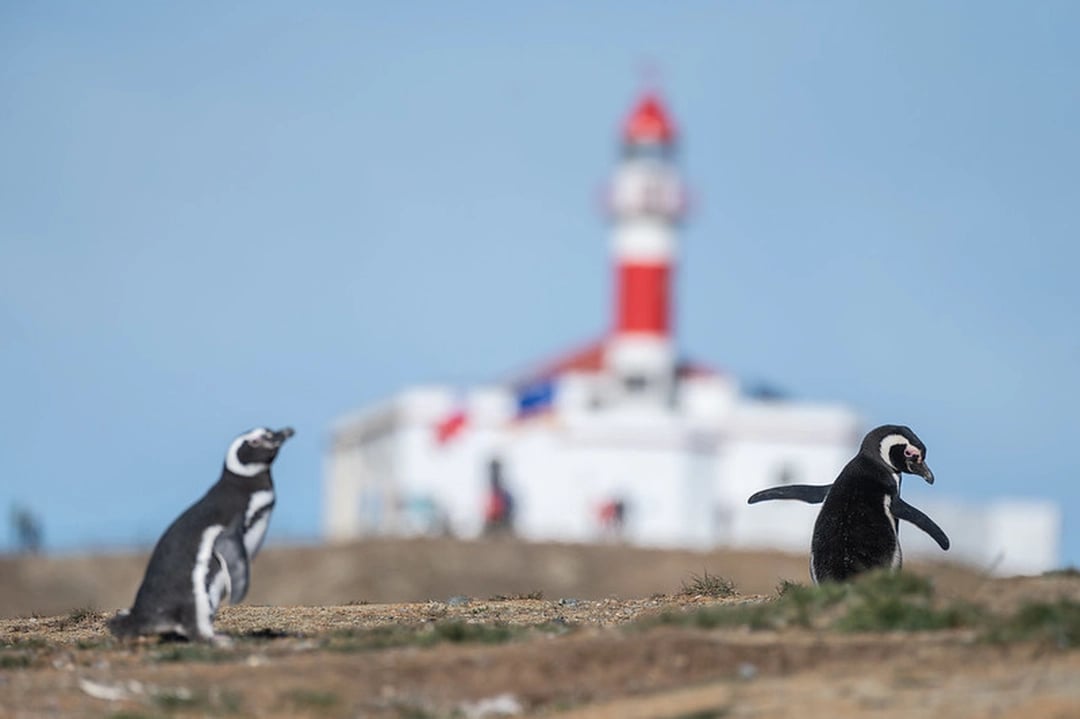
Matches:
[107,426,294,643]
[747,425,949,583]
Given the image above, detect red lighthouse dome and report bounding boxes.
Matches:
[623,93,676,145]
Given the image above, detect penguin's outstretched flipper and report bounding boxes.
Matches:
[213,529,251,604]
[747,484,831,505]
[893,498,951,551]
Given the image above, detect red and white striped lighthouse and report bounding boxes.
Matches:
[605,92,687,402]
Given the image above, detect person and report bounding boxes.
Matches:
[597,497,626,541]
[482,458,515,536]
[10,504,43,554]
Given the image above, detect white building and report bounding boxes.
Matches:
[324,92,1062,575]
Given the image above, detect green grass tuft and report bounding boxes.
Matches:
[3,636,48,650]
[152,689,202,711]
[657,570,985,633]
[831,571,983,632]
[284,688,340,709]
[328,619,568,653]
[984,599,1080,648]
[152,643,232,663]
[489,590,544,601]
[672,709,730,719]
[0,652,33,669]
[680,570,737,598]
[394,707,437,719]
[67,606,97,623]
[433,620,514,644]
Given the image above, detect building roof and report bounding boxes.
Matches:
[507,336,723,391]
[509,338,607,388]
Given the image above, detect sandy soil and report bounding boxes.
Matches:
[1,541,1078,718]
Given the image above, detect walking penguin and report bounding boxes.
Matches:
[107,426,294,643]
[747,425,949,583]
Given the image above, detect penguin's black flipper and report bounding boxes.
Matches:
[747,484,831,505]
[213,530,251,603]
[893,498,950,550]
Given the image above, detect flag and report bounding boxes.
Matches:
[434,409,468,445]
[515,378,556,419]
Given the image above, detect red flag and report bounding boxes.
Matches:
[434,410,468,445]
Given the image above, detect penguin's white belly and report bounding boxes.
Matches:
[243,490,275,558]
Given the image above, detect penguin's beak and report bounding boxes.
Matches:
[907,458,934,485]
[270,427,295,446]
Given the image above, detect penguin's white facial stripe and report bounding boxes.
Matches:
[225,428,273,477]
[878,434,911,471]
[192,525,225,640]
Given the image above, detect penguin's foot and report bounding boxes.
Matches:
[210,633,234,648]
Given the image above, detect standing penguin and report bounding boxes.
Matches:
[108,426,294,643]
[748,425,949,583]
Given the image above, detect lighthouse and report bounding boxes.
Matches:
[604,93,686,406]
[322,87,1060,574]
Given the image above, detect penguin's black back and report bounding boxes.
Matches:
[126,471,272,624]
[810,454,898,583]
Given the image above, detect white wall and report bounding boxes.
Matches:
[900,498,1062,575]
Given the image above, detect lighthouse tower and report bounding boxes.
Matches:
[605,93,686,406]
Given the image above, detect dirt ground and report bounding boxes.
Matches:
[1,540,1079,718]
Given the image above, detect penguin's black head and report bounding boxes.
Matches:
[860,425,934,485]
[225,427,295,477]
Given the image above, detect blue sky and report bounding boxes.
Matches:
[2,3,1078,565]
